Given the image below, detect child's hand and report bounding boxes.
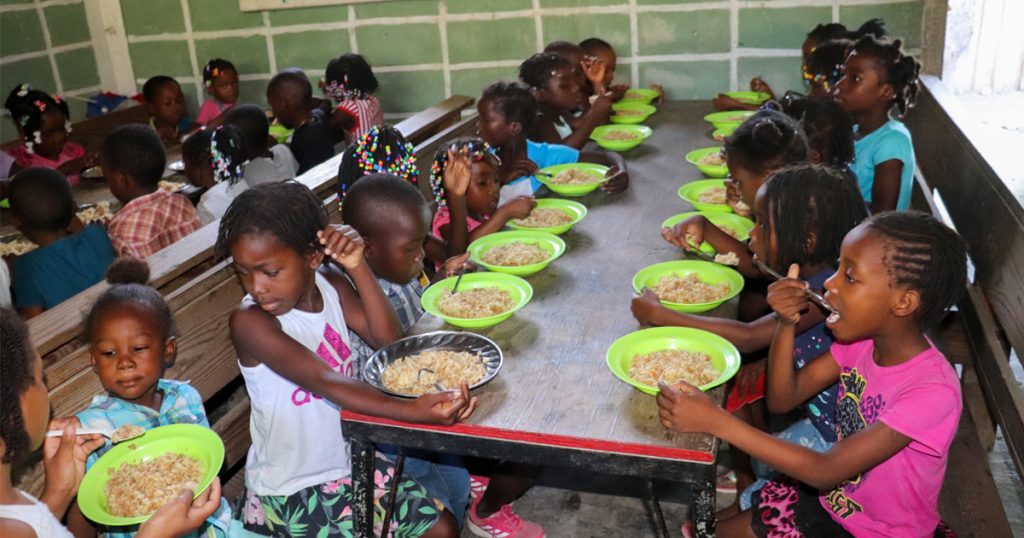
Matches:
[498,196,536,220]
[443,147,472,198]
[661,215,706,250]
[656,381,721,434]
[43,417,104,498]
[650,83,666,104]
[138,478,222,538]
[318,225,365,271]
[712,94,746,111]
[609,84,629,101]
[411,384,478,425]
[601,165,629,194]
[581,56,607,88]
[590,92,613,118]
[500,159,539,185]
[750,77,775,99]
[631,288,668,326]
[439,253,475,279]
[734,360,766,399]
[766,264,810,326]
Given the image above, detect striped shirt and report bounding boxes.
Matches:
[349,274,427,371]
[107,189,201,259]
[336,96,384,144]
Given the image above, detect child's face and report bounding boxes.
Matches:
[89,305,174,409]
[183,152,215,189]
[150,82,187,127]
[265,89,292,128]
[747,186,778,269]
[725,159,769,209]
[33,109,69,159]
[833,52,891,116]
[538,66,584,113]
[465,160,500,217]
[593,48,617,87]
[209,69,239,105]
[19,349,50,452]
[230,232,323,317]
[477,98,518,148]
[365,206,430,284]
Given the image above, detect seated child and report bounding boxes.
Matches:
[267,68,339,174]
[8,168,115,318]
[778,95,854,169]
[181,125,249,224]
[663,211,965,538]
[64,258,232,537]
[477,81,628,203]
[224,104,299,186]
[4,83,91,184]
[195,59,239,126]
[323,53,385,144]
[834,36,920,212]
[0,307,222,538]
[801,39,852,98]
[103,125,202,258]
[579,37,630,101]
[216,181,475,536]
[520,52,610,149]
[142,76,196,144]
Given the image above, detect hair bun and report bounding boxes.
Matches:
[752,118,785,146]
[106,257,151,285]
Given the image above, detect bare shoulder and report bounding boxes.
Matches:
[0,517,38,538]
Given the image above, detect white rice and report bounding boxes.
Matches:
[105,452,202,517]
[697,153,725,166]
[381,350,487,395]
[653,273,731,304]
[512,208,574,228]
[550,169,602,185]
[481,242,548,266]
[697,186,727,204]
[629,349,719,387]
[438,287,515,319]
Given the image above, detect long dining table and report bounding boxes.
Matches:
[342,101,737,538]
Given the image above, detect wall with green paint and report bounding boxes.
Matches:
[2,0,926,142]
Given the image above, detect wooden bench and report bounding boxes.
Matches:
[16,96,477,503]
[1,102,151,155]
[907,75,1021,536]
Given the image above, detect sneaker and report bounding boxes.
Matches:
[470,474,490,500]
[716,468,737,494]
[467,494,545,538]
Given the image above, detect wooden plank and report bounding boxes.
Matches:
[212,396,251,470]
[221,467,247,504]
[395,95,474,144]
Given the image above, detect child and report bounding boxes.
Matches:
[660,211,966,537]
[0,308,222,538]
[8,168,115,318]
[476,81,628,203]
[142,76,195,144]
[4,84,90,184]
[323,53,385,144]
[181,125,249,225]
[802,39,852,98]
[195,59,238,126]
[216,182,476,537]
[520,52,610,150]
[267,68,339,174]
[579,38,629,101]
[103,125,202,258]
[223,104,299,186]
[337,125,419,198]
[64,258,232,537]
[632,165,868,513]
[778,95,854,169]
[834,36,921,212]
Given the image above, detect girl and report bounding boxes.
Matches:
[337,125,419,199]
[182,125,249,225]
[660,211,965,537]
[216,182,475,537]
[778,95,855,169]
[195,59,238,126]
[324,53,384,144]
[520,53,611,150]
[632,165,868,515]
[4,84,91,184]
[834,36,921,213]
[430,138,535,259]
[0,307,222,538]
[803,39,852,98]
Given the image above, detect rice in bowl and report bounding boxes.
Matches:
[481,241,548,266]
[629,349,719,387]
[697,186,727,204]
[438,287,515,319]
[512,208,574,229]
[697,153,725,166]
[550,169,602,185]
[381,351,487,395]
[653,273,731,304]
[105,453,202,517]
[602,131,640,141]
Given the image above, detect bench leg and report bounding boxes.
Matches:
[350,437,375,538]
[646,479,670,538]
[692,466,717,538]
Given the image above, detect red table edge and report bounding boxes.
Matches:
[341,410,715,464]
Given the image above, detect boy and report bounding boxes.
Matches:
[266,68,339,174]
[142,75,195,144]
[223,104,299,186]
[8,167,116,318]
[103,125,201,259]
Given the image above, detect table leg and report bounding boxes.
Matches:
[692,465,717,538]
[646,479,669,538]
[350,437,376,538]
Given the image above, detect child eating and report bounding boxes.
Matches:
[223,104,299,186]
[266,68,339,174]
[520,52,610,150]
[181,125,249,225]
[4,84,91,184]
[195,59,238,126]
[142,76,196,144]
[323,53,385,144]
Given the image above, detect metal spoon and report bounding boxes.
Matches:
[450,264,468,295]
[44,425,145,443]
[753,259,836,314]
[417,368,447,393]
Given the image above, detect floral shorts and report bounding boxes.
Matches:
[232,454,442,537]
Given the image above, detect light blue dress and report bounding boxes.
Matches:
[850,119,915,211]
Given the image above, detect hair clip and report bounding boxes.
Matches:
[16,84,30,97]
[33,130,42,144]
[65,120,72,134]
[24,141,34,154]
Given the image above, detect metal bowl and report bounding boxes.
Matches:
[362,331,503,398]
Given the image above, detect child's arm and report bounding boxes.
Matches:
[750,77,776,100]
[66,503,97,538]
[441,149,472,258]
[468,197,536,238]
[661,215,758,277]
[330,108,357,132]
[578,150,629,193]
[869,159,903,213]
[38,419,104,520]
[581,56,607,95]
[557,94,613,150]
[712,94,760,112]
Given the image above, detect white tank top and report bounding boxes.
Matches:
[0,491,74,538]
[240,272,357,496]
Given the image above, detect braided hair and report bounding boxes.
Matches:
[865,211,968,330]
[84,258,177,345]
[519,53,573,90]
[848,36,922,119]
[429,137,500,208]
[807,18,888,44]
[781,96,854,169]
[804,39,852,94]
[216,181,327,259]
[1,307,34,464]
[202,58,237,88]
[724,109,808,175]
[183,126,247,185]
[324,53,379,102]
[337,125,418,203]
[4,83,71,153]
[761,164,867,271]
[480,81,537,133]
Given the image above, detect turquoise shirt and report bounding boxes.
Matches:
[851,119,915,211]
[12,224,115,309]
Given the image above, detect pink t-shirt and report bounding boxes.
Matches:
[431,205,484,241]
[8,142,85,185]
[821,339,961,537]
[195,98,233,125]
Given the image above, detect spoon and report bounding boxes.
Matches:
[417,368,447,393]
[753,259,836,314]
[450,264,468,295]
[45,425,145,443]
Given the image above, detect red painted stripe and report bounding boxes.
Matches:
[340,411,714,464]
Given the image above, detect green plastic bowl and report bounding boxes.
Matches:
[677,179,732,213]
[661,211,755,254]
[536,163,610,197]
[507,199,588,235]
[77,424,225,526]
[711,127,732,141]
[590,125,653,152]
[703,110,755,130]
[607,327,741,395]
[723,91,771,105]
[619,88,660,104]
[610,103,657,124]
[421,272,533,329]
[685,147,729,178]
[468,230,566,277]
[632,260,744,313]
